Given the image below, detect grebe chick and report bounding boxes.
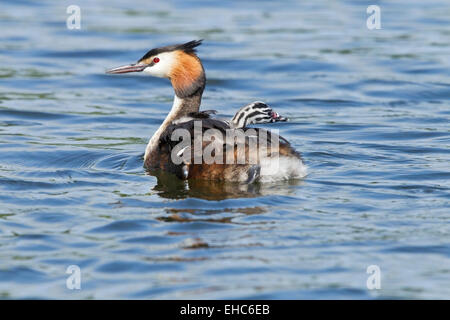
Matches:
[178,102,287,128]
[230,101,287,128]
[107,40,306,182]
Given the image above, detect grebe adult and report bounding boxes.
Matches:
[107,40,306,182]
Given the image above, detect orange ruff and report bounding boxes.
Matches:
[170,51,203,94]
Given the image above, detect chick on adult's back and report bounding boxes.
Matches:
[107,40,306,182]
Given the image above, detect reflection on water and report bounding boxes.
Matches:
[150,170,303,200]
[0,0,449,299]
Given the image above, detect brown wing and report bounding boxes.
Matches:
[145,118,301,182]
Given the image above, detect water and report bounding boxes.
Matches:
[0,0,449,299]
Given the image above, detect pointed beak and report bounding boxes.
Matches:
[270,111,288,122]
[106,63,147,74]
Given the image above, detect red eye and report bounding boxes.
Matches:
[153,57,160,63]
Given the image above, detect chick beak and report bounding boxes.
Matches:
[106,63,147,74]
[270,111,288,122]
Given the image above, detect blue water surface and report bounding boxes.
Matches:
[0,0,449,299]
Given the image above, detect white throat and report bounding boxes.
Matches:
[144,95,184,162]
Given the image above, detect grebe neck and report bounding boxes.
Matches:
[144,91,202,162]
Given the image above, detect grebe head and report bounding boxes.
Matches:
[107,40,205,98]
[231,101,287,128]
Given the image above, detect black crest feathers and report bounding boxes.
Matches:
[139,40,203,62]
[175,40,203,54]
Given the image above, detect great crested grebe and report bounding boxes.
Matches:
[107,40,306,182]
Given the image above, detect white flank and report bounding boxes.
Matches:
[259,156,307,182]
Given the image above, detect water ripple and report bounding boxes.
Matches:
[0,0,449,299]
